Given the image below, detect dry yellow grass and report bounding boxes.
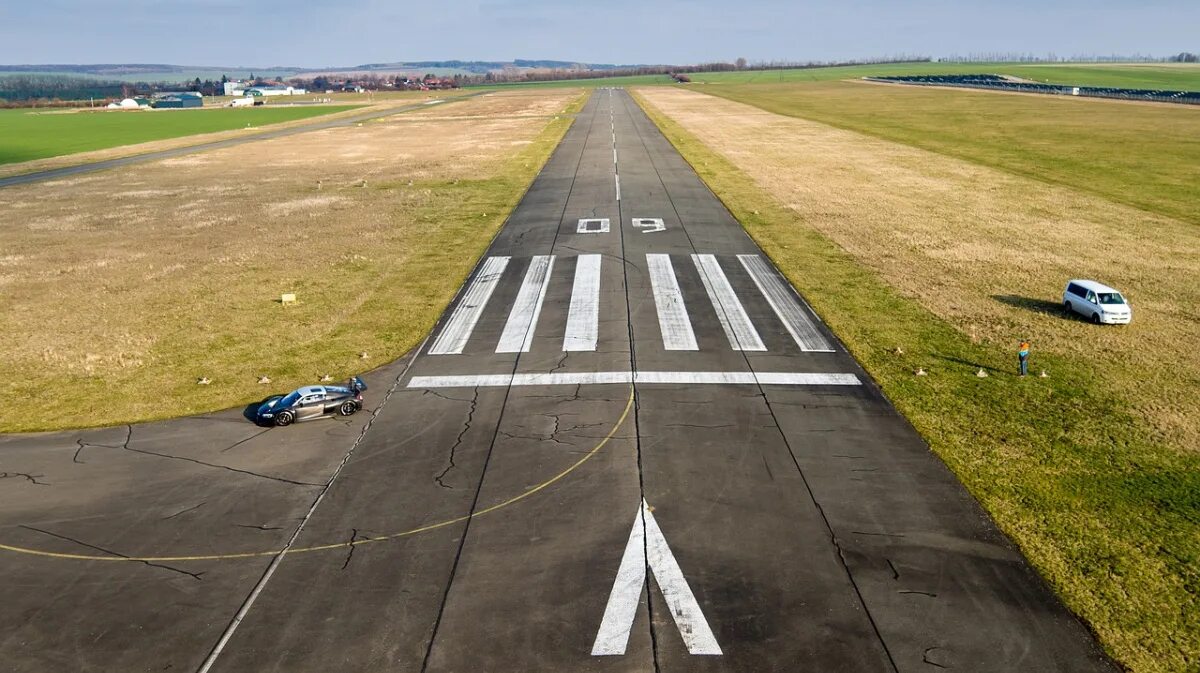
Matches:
[637,87,1200,452]
[0,92,464,180]
[0,88,582,431]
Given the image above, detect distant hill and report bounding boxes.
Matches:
[0,60,655,83]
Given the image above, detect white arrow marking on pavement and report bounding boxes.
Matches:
[592,500,723,657]
[632,217,666,233]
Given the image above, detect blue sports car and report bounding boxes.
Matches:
[255,377,367,426]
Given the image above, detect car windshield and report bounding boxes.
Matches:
[1098,293,1125,305]
[278,391,302,407]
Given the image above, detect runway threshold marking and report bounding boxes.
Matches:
[429,256,509,355]
[496,255,554,353]
[406,372,861,388]
[691,254,766,351]
[739,254,834,352]
[592,499,722,656]
[564,254,602,351]
[646,254,699,351]
[0,387,637,563]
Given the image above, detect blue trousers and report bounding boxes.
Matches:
[1019,353,1029,376]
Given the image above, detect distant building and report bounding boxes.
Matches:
[244,86,307,97]
[152,92,203,109]
[107,97,150,109]
[223,81,246,96]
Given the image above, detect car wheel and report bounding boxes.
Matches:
[1091,313,1101,325]
[1063,300,1072,313]
[275,410,295,426]
[338,401,359,416]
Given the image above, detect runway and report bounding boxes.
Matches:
[0,88,1117,672]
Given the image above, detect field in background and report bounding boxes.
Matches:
[636,87,1199,672]
[0,89,584,431]
[0,105,361,165]
[473,62,1200,92]
[688,62,1200,89]
[699,80,1200,224]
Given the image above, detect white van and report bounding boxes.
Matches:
[1062,279,1132,324]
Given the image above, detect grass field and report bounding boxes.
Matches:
[0,105,361,165]
[636,87,1199,672]
[0,89,584,431]
[698,81,1200,225]
[688,62,1200,89]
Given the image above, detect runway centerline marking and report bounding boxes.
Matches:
[592,499,722,656]
[647,254,698,351]
[407,371,861,388]
[692,254,766,351]
[564,254,602,351]
[428,256,509,355]
[496,255,554,353]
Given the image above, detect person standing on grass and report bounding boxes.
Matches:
[1018,340,1031,377]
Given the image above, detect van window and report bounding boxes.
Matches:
[1068,283,1086,298]
[1098,293,1125,305]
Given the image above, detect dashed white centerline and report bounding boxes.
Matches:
[428,256,509,355]
[614,174,621,201]
[692,254,766,351]
[564,254,602,351]
[496,255,554,353]
[647,254,698,351]
[406,372,862,388]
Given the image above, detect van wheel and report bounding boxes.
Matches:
[1091,313,1101,324]
[1063,300,1072,313]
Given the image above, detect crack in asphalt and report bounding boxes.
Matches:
[163,502,206,520]
[900,590,938,598]
[235,523,284,531]
[19,524,203,580]
[434,387,480,489]
[218,428,273,453]
[0,472,49,486]
[422,390,476,403]
[340,528,370,570]
[852,531,907,538]
[887,559,900,580]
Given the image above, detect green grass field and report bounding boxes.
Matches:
[0,105,361,165]
[688,62,1200,89]
[636,89,1200,673]
[474,62,1200,92]
[698,80,1200,225]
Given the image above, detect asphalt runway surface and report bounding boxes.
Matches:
[0,89,1118,672]
[0,94,474,189]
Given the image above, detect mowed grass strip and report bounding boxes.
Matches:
[695,80,1200,225]
[0,89,585,431]
[634,88,1199,672]
[0,105,362,165]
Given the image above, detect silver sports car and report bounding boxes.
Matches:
[255,377,367,426]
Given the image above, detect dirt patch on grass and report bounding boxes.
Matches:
[639,87,1200,452]
[0,88,582,431]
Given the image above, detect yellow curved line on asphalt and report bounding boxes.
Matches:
[0,386,635,563]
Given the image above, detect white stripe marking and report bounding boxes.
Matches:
[613,147,618,165]
[496,255,554,353]
[592,500,722,656]
[564,255,602,351]
[614,174,621,201]
[406,371,861,388]
[428,256,509,355]
[691,254,766,351]
[738,255,834,352]
[647,254,698,350]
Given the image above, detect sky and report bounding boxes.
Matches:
[1,0,1196,67]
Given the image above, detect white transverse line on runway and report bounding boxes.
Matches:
[428,256,509,355]
[564,254,602,351]
[738,254,834,352]
[592,500,722,656]
[647,254,698,351]
[406,372,862,388]
[496,255,554,353]
[691,254,766,351]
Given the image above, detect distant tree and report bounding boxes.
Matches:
[735,57,747,69]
